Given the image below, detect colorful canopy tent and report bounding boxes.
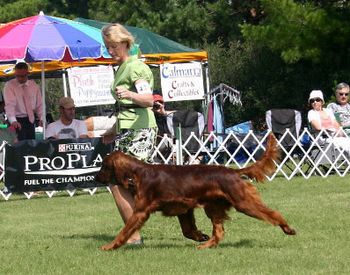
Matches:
[0,17,207,77]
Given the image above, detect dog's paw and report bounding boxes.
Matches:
[101,243,115,251]
[198,233,210,242]
[188,230,210,242]
[196,239,217,250]
[281,225,297,235]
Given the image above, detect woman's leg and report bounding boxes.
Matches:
[109,184,141,243]
[109,127,157,243]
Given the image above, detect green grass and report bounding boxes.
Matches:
[1,176,350,275]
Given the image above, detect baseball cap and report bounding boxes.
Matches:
[59,97,75,109]
[153,94,164,103]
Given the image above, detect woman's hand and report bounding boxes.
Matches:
[115,86,132,100]
[116,86,153,107]
[101,132,116,144]
[101,123,117,144]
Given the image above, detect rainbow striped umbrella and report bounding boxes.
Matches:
[0,12,113,131]
[0,11,109,63]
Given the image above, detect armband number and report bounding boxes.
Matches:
[135,80,152,94]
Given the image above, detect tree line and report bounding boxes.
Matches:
[1,0,350,127]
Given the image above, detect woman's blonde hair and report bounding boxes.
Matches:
[102,23,134,50]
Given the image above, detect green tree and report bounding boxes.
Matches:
[206,36,337,128]
[0,0,92,22]
[241,0,350,66]
[86,0,263,47]
[0,0,48,22]
[87,0,212,47]
[45,0,89,18]
[239,0,350,112]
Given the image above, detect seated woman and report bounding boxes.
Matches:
[308,90,341,134]
[307,89,350,152]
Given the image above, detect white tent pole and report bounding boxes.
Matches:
[205,62,210,104]
[41,61,46,138]
[62,71,68,97]
[203,62,210,114]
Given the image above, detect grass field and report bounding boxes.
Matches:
[1,175,349,275]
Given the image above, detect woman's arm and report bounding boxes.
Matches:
[128,92,153,107]
[310,119,322,131]
[308,110,322,130]
[115,79,154,107]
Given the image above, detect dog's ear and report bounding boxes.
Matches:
[112,155,134,189]
[111,156,117,174]
[112,157,126,186]
[104,155,115,182]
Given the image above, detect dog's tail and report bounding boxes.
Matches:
[235,134,279,182]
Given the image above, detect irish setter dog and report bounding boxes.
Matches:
[95,134,296,250]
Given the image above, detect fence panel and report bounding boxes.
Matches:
[1,129,349,200]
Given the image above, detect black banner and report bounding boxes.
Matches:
[5,138,112,192]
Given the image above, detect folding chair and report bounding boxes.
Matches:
[266,109,304,173]
[166,110,205,164]
[224,121,265,165]
[265,109,347,177]
[153,114,174,164]
[266,109,302,147]
[305,128,350,176]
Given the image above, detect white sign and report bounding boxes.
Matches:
[67,66,115,107]
[160,62,205,102]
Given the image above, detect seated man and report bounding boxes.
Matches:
[152,94,175,136]
[152,96,205,164]
[327,82,350,136]
[45,97,88,139]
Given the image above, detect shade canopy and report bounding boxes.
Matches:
[75,17,205,55]
[0,14,207,78]
[0,12,109,62]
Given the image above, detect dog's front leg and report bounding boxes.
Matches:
[101,211,150,250]
[178,209,209,242]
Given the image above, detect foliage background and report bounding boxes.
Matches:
[1,0,350,127]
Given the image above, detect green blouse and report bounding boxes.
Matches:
[111,55,157,130]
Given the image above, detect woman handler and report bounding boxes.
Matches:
[102,23,157,245]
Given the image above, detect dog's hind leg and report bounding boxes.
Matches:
[232,182,296,235]
[177,209,209,242]
[197,202,229,249]
[101,210,150,250]
[197,221,225,250]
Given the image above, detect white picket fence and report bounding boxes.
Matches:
[1,128,350,200]
[155,128,350,174]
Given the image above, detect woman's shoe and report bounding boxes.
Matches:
[127,238,144,246]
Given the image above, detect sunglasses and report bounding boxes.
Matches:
[339,93,349,97]
[310,98,322,104]
[60,106,75,111]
